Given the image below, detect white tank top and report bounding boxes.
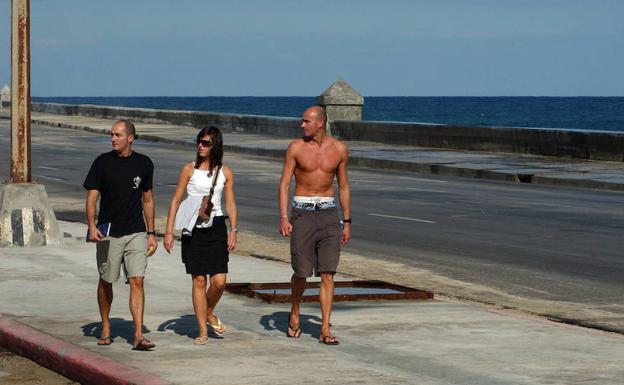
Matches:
[186,167,226,215]
[174,166,226,233]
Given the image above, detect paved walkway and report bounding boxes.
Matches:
[1,109,623,191]
[1,221,624,385]
[2,109,624,384]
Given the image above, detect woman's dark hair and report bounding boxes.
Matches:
[195,126,223,170]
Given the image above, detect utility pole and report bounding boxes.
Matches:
[0,0,61,246]
[11,0,31,183]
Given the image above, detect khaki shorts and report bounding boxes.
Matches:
[96,232,148,283]
[290,207,341,277]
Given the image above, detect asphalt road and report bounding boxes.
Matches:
[1,121,623,331]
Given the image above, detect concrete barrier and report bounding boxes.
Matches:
[332,121,624,162]
[31,102,624,162]
[0,183,62,247]
[0,85,10,108]
[32,102,301,138]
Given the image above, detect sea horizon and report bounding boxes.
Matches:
[32,96,624,132]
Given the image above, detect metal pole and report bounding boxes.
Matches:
[11,0,31,183]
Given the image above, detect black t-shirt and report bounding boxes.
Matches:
[83,151,154,237]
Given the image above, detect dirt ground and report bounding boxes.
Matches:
[0,347,78,385]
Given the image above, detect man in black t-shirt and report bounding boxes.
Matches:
[84,119,158,351]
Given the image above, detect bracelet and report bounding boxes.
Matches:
[146,231,156,236]
[342,218,352,224]
[231,228,238,232]
[280,214,288,218]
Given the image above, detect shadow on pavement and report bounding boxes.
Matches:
[259,311,323,338]
[158,314,199,339]
[81,318,151,346]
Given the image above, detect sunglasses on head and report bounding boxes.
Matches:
[197,139,214,147]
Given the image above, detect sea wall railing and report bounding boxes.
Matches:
[31,102,624,162]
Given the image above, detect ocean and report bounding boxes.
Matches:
[32,96,624,132]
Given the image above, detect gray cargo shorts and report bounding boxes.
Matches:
[96,232,148,283]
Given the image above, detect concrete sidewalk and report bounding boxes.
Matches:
[1,109,623,191]
[1,221,624,385]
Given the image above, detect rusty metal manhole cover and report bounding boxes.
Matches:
[225,280,433,303]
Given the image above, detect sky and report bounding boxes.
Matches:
[0,0,622,97]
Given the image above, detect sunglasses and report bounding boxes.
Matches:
[197,139,214,147]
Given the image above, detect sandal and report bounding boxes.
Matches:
[208,316,226,336]
[287,324,301,338]
[97,336,112,346]
[132,338,156,351]
[319,335,340,346]
[194,336,209,345]
[286,312,301,338]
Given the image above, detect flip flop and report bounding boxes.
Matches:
[132,338,156,351]
[319,335,340,346]
[286,312,301,338]
[97,336,112,346]
[208,316,226,336]
[287,324,301,338]
[194,336,209,345]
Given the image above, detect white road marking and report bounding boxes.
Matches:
[36,166,60,171]
[397,176,447,183]
[35,175,65,182]
[406,187,447,193]
[350,179,383,183]
[450,214,474,218]
[368,213,437,224]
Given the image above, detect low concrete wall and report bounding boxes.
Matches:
[332,121,624,162]
[32,102,624,161]
[32,102,301,138]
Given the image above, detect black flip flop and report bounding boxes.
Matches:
[287,324,301,338]
[132,338,155,351]
[286,312,301,338]
[319,335,340,345]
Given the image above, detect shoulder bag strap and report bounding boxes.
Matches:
[207,165,221,198]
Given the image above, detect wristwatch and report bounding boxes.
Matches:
[146,231,156,236]
[342,218,352,224]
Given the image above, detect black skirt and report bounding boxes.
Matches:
[181,216,229,276]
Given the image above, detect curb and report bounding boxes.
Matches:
[0,316,169,385]
[27,117,624,192]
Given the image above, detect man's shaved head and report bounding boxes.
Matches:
[306,105,327,124]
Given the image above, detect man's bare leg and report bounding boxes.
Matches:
[319,273,338,343]
[192,275,209,338]
[288,274,306,337]
[206,273,226,333]
[97,279,113,341]
[128,276,153,349]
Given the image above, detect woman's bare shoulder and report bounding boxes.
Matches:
[221,164,233,175]
[181,162,195,174]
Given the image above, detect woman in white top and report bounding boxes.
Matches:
[163,126,238,345]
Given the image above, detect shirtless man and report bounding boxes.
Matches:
[278,105,351,345]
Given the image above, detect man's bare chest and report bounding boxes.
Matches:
[295,151,340,173]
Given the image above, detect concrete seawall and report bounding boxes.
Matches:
[32,102,624,162]
[332,120,624,162]
[31,102,301,138]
